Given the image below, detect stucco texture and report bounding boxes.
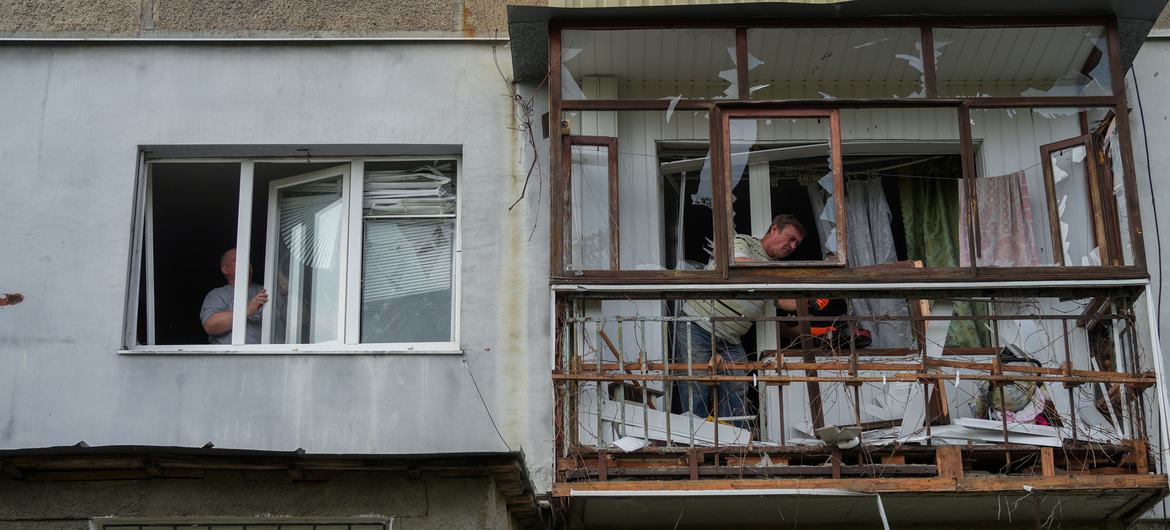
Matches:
[0,0,140,33]
[462,0,543,36]
[155,0,459,32]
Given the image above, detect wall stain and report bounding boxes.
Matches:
[462,5,477,37]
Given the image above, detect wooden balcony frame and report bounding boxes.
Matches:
[547,16,1148,284]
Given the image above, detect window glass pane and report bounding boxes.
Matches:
[748,28,925,99]
[269,174,345,344]
[563,110,712,272]
[361,161,456,343]
[561,29,737,100]
[969,107,1116,267]
[727,116,836,264]
[568,144,612,270]
[840,108,963,269]
[934,26,1112,98]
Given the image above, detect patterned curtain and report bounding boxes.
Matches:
[899,172,988,348]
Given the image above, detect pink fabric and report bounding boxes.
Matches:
[960,171,1040,267]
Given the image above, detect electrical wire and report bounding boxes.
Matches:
[1130,63,1168,521]
[462,358,514,452]
[1130,66,1164,332]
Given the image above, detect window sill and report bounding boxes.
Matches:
[119,343,463,355]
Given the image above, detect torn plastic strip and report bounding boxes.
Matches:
[662,94,682,123]
[853,37,892,49]
[560,48,586,100]
[692,119,756,208]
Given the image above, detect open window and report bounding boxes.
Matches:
[127,156,460,353]
[721,109,847,267]
[1040,136,1110,267]
[967,107,1131,268]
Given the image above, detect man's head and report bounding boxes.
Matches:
[761,214,806,260]
[219,248,252,285]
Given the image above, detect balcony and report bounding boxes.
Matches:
[551,289,1168,526]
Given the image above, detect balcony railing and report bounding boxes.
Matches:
[553,293,1161,489]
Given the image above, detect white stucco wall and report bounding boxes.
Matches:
[0,42,554,489]
[1128,36,1170,521]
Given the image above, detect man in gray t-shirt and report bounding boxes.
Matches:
[200,248,268,344]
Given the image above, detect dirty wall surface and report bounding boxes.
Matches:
[0,42,554,490]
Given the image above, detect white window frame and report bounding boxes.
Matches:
[122,155,463,355]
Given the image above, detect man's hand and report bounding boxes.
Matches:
[247,289,269,316]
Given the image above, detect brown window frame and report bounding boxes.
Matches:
[1039,135,1111,267]
[562,135,621,271]
[547,16,1147,284]
[718,107,848,268]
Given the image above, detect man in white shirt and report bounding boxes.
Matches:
[675,214,806,426]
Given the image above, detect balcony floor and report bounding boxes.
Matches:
[559,475,1169,528]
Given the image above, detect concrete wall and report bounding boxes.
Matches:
[0,472,511,530]
[1130,36,1170,523]
[0,41,554,491]
[0,0,542,37]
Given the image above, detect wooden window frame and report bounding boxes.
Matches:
[1039,135,1112,267]
[563,135,621,271]
[718,108,848,269]
[548,16,1148,284]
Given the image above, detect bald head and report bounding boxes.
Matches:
[219,248,251,285]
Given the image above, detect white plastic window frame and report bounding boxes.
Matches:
[121,155,463,355]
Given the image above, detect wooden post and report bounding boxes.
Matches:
[1040,448,1056,477]
[936,446,964,479]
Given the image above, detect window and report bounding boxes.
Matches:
[125,156,461,353]
[551,21,1143,281]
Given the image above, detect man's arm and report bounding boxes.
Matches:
[202,310,233,335]
[201,289,269,336]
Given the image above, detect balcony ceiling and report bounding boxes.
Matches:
[508,0,1168,82]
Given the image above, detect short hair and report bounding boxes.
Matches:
[771,214,807,238]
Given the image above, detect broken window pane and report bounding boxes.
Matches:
[726,116,839,264]
[840,108,963,269]
[968,108,1119,267]
[360,161,456,343]
[1046,143,1102,266]
[934,26,1112,98]
[748,28,925,99]
[1102,122,1135,266]
[561,29,737,100]
[562,110,712,272]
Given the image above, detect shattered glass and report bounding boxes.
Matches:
[561,29,737,100]
[934,26,1112,98]
[968,108,1116,267]
[748,28,925,100]
[563,110,712,272]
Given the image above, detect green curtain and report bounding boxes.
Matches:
[900,174,987,348]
